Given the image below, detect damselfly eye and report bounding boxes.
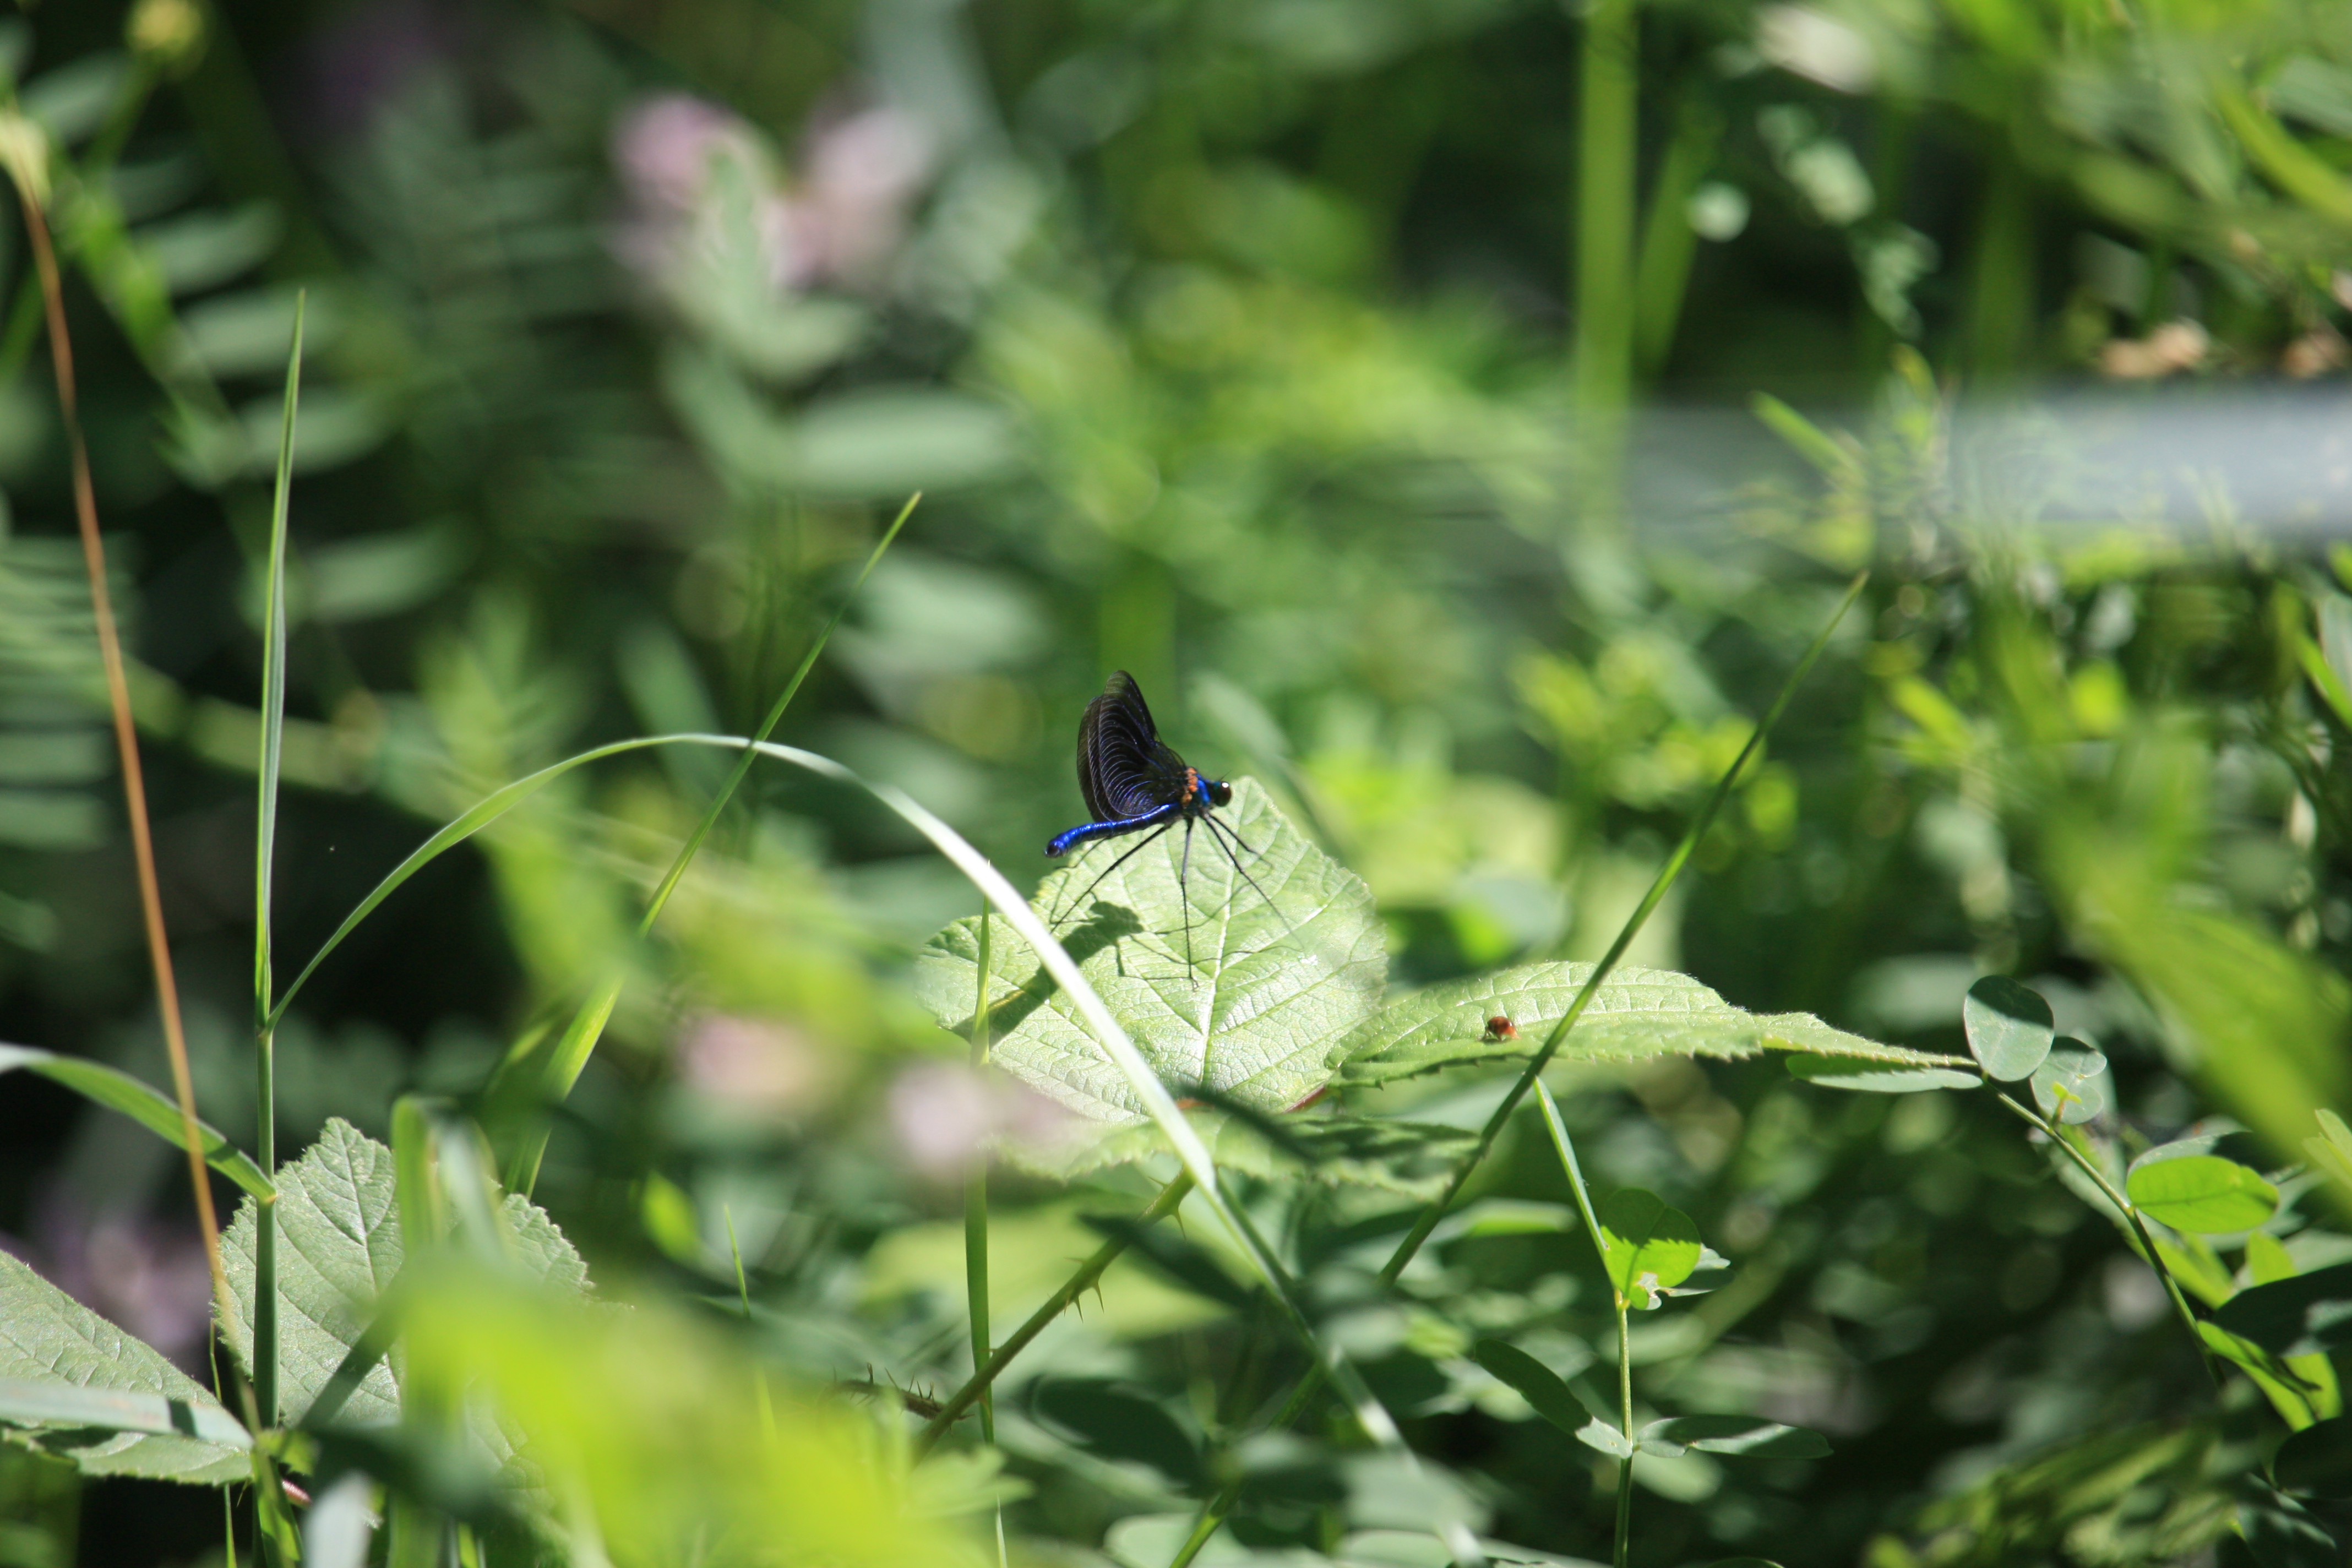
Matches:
[1206,780,1232,807]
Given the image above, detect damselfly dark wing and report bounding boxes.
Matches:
[1077,671,1193,820]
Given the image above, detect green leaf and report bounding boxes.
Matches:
[913,780,1386,1122]
[2029,1040,2109,1125]
[1471,1339,1590,1438]
[1333,962,1959,1090]
[1638,1415,1831,1458]
[2275,1417,2352,1499]
[1575,1417,1638,1459]
[2213,1263,2352,1359]
[1784,1055,1981,1093]
[2125,1155,2279,1234]
[1962,975,2054,1081]
[217,1119,591,1432]
[2306,1109,2352,1197]
[0,1251,249,1484]
[0,1042,273,1199]
[1597,1189,1702,1309]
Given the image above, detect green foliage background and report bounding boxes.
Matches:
[1,0,2350,1563]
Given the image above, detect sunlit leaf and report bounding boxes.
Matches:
[1597,1189,1702,1309]
[0,1252,248,1484]
[914,780,1385,1121]
[1335,963,1956,1090]
[2125,1155,2278,1234]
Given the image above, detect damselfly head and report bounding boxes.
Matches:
[1204,778,1233,807]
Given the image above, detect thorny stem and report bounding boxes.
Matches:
[1164,572,1870,1566]
[918,1172,1194,1455]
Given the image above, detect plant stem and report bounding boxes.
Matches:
[1991,1092,2225,1390]
[1164,573,1868,1564]
[918,1172,1194,1456]
[1615,1293,1634,1568]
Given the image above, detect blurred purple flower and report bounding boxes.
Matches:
[9,1194,214,1370]
[609,90,934,300]
[303,1,460,140]
[886,1061,1074,1180]
[677,1013,840,1119]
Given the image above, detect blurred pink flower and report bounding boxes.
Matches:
[677,1014,839,1119]
[886,1061,1074,1180]
[609,90,934,298]
[790,103,935,286]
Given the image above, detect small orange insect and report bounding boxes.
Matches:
[1482,1015,1518,1042]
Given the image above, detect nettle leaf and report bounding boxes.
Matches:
[219,1118,591,1431]
[0,1251,248,1485]
[914,781,1386,1123]
[1333,963,1959,1091]
[1598,1189,1702,1310]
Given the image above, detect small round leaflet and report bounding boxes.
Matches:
[2030,1039,2108,1125]
[1962,975,2053,1081]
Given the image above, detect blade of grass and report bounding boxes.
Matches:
[8,145,247,1427]
[499,494,917,1193]
[1164,570,1869,1567]
[253,291,303,1438]
[0,1043,273,1199]
[967,909,996,1450]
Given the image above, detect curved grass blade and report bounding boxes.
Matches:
[0,1042,273,1200]
[497,495,914,1193]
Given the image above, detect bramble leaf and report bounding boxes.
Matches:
[1333,963,1958,1091]
[914,781,1385,1123]
[0,1251,248,1484]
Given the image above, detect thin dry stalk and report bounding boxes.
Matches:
[16,188,238,1352]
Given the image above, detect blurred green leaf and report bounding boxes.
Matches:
[1469,1339,1589,1439]
[0,1253,248,1485]
[2275,1418,2352,1499]
[2213,1264,2352,1359]
[2125,1155,2278,1233]
[1963,976,2055,1081]
[913,780,1385,1123]
[1638,1415,1830,1458]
